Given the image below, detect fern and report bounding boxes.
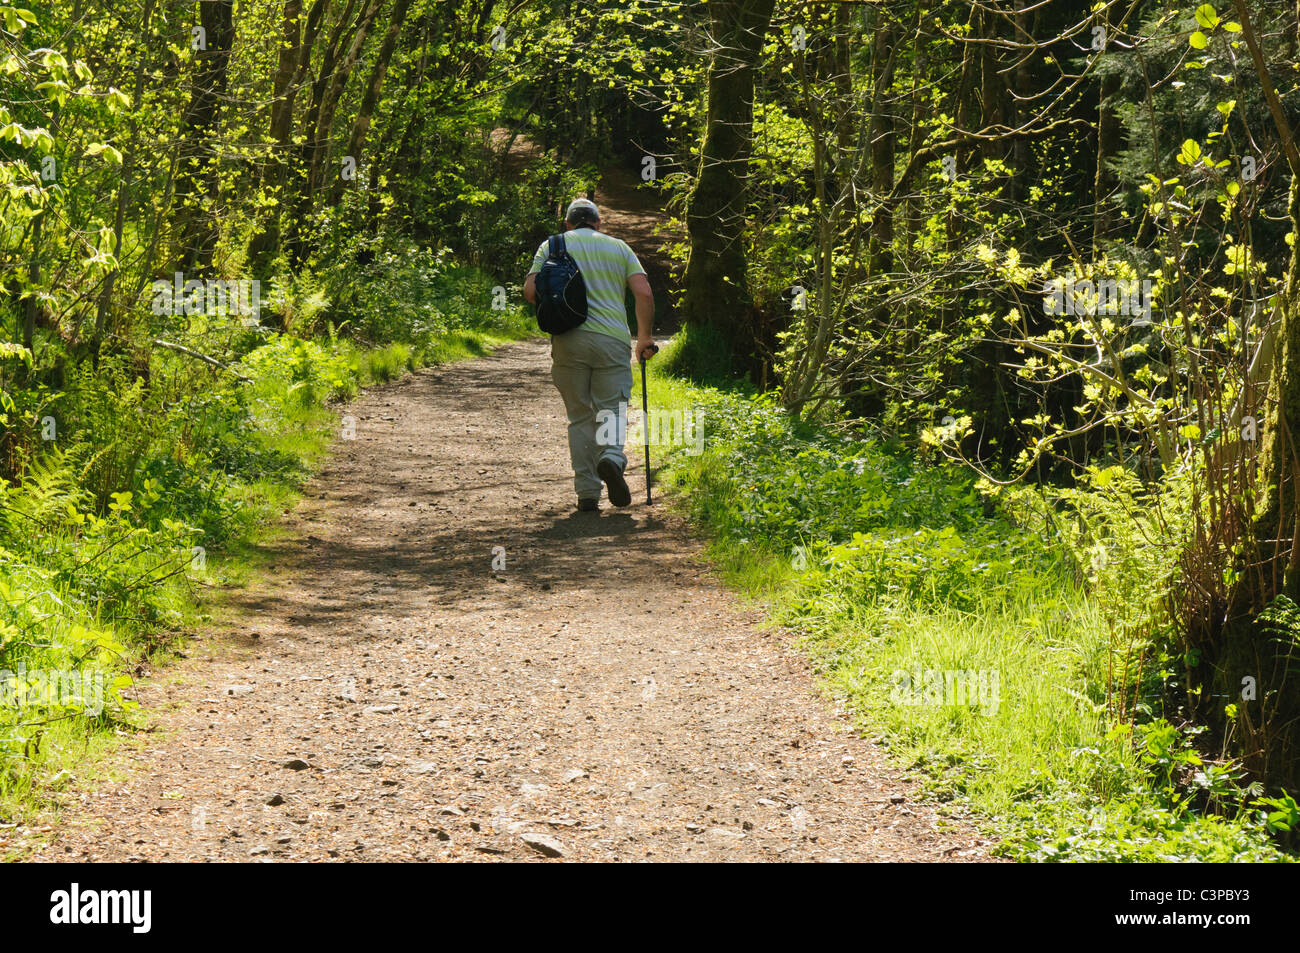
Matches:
[1,447,83,537]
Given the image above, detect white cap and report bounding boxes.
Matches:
[565,197,600,225]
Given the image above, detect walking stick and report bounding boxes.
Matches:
[640,343,658,505]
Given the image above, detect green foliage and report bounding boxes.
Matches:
[1001,789,1286,863]
[655,362,1291,861]
[0,251,534,816]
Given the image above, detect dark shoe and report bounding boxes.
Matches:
[597,458,631,507]
[577,498,599,512]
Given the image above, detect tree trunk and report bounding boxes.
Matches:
[1092,4,1123,255]
[868,17,896,279]
[679,0,776,377]
[330,0,416,205]
[171,0,236,272]
[1210,0,1300,788]
[305,0,384,201]
[249,0,327,270]
[94,0,158,344]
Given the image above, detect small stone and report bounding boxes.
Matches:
[282,758,311,771]
[266,793,286,806]
[225,684,255,697]
[562,769,588,783]
[520,833,564,858]
[407,762,439,775]
[249,845,269,856]
[889,794,905,804]
[365,704,399,714]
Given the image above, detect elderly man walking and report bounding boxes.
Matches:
[524,198,656,511]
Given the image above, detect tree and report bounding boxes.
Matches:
[171,0,236,272]
[679,0,775,377]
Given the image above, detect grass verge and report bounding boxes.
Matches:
[0,294,535,843]
[640,332,1292,862]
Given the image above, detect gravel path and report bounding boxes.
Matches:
[22,340,991,862]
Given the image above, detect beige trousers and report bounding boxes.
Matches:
[550,327,632,500]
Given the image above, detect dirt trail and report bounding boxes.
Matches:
[17,141,990,863]
[19,340,990,862]
[591,161,682,330]
[492,127,682,330]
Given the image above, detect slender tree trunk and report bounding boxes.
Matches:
[330,0,416,205]
[868,17,897,279]
[1092,4,1123,254]
[286,0,384,262]
[307,0,384,197]
[23,214,42,360]
[249,0,328,269]
[269,0,305,150]
[282,0,360,257]
[94,0,157,345]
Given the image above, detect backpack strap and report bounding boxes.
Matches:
[548,233,566,258]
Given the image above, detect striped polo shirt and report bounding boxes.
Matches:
[529,227,645,344]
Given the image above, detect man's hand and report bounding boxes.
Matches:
[636,336,657,362]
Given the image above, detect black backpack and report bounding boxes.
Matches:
[533,233,588,334]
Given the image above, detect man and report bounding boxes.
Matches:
[524,198,656,511]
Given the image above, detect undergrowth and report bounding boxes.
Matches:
[644,334,1293,863]
[0,248,534,827]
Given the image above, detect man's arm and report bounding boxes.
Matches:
[524,239,547,305]
[628,272,655,361]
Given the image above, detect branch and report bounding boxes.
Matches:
[150,338,252,383]
[1232,0,1300,178]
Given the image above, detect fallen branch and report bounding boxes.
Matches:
[150,338,252,383]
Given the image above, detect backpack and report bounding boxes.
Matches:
[533,233,588,334]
